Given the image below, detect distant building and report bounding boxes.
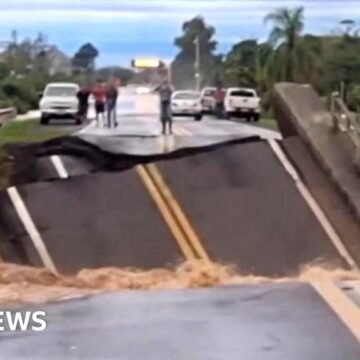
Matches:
[46,46,72,76]
[0,35,73,77]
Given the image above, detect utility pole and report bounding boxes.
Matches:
[194,36,201,92]
[340,81,345,103]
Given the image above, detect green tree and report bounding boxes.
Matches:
[72,43,99,73]
[349,84,360,111]
[264,7,319,83]
[223,40,258,88]
[222,40,273,92]
[3,39,34,76]
[172,16,221,89]
[339,19,359,37]
[325,35,360,99]
[0,62,10,81]
[255,43,274,93]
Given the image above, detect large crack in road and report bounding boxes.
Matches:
[1,93,360,358]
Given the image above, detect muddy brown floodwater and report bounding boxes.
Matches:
[0,261,359,306]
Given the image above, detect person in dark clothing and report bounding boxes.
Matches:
[156,79,173,135]
[77,85,91,123]
[106,80,119,129]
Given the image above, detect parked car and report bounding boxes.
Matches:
[171,91,203,121]
[224,88,261,122]
[39,83,80,124]
[200,87,216,113]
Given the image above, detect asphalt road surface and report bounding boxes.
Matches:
[2,283,360,360]
[1,91,360,358]
[1,97,358,274]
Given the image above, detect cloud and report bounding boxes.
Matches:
[1,1,359,27]
[0,0,359,66]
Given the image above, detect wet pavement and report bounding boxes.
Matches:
[156,140,344,275]
[1,91,360,359]
[76,114,280,156]
[1,283,360,359]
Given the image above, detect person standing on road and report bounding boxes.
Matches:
[156,79,173,135]
[92,81,106,126]
[105,79,119,129]
[76,84,91,124]
[214,85,225,119]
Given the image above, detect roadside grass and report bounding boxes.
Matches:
[0,118,66,146]
[0,119,66,189]
[0,148,12,189]
[225,116,279,132]
[256,118,279,131]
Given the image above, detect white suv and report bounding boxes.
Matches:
[224,87,261,122]
[39,83,80,124]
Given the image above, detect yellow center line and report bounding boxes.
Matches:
[156,135,176,153]
[156,136,165,153]
[140,121,207,261]
[312,281,360,343]
[145,163,210,262]
[136,165,196,261]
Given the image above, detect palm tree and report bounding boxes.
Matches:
[264,7,319,83]
[255,43,273,93]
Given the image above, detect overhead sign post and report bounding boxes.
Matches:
[131,58,172,84]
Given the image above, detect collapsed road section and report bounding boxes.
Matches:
[1,131,359,276]
[1,91,360,358]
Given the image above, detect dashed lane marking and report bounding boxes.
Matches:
[173,124,192,136]
[51,155,69,179]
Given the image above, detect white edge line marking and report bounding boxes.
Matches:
[312,281,360,343]
[51,155,69,179]
[268,139,359,271]
[7,187,57,273]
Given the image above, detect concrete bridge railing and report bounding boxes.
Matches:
[273,83,360,223]
[330,93,360,168]
[0,108,17,127]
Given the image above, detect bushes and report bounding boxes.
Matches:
[349,85,360,112]
[0,80,38,114]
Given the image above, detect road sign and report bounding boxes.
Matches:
[131,58,163,69]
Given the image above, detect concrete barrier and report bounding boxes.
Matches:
[0,108,17,127]
[273,83,360,223]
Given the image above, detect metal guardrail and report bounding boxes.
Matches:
[330,93,360,167]
[0,107,17,126]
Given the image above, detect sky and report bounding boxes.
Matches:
[0,0,359,67]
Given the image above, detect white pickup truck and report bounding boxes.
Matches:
[224,87,261,122]
[39,83,80,125]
